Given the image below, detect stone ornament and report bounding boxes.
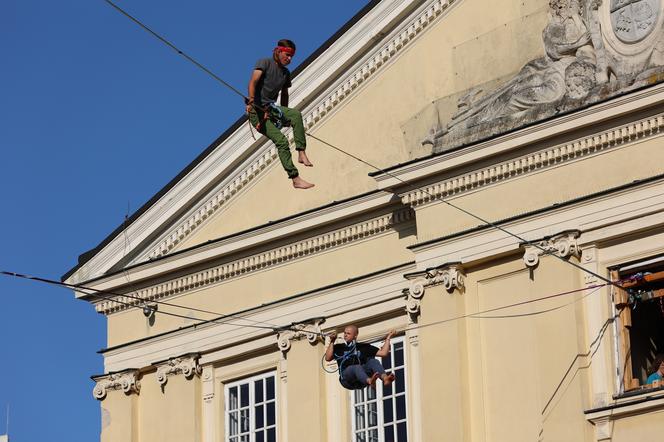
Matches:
[92,370,140,400]
[155,354,201,386]
[610,0,660,44]
[523,230,581,268]
[404,263,466,317]
[425,0,664,152]
[276,318,324,353]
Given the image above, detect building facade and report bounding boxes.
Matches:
[65,0,664,440]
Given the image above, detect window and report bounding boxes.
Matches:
[612,258,664,393]
[225,372,277,442]
[351,337,407,442]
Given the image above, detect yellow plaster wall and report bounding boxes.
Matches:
[285,340,328,441]
[611,409,664,441]
[177,0,550,249]
[428,256,590,442]
[415,136,664,243]
[107,228,414,346]
[137,372,201,442]
[100,392,138,442]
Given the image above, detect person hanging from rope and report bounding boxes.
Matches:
[325,325,396,390]
[246,39,315,190]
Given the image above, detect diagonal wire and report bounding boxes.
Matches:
[102,0,625,295]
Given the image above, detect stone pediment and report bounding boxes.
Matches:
[63,0,459,285]
[422,0,664,152]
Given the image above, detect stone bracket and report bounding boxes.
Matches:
[92,369,141,400]
[522,230,581,268]
[276,318,325,353]
[404,262,466,318]
[154,353,202,386]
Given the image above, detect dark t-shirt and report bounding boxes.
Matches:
[254,58,291,106]
[332,341,378,367]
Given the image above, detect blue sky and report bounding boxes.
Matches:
[0,1,367,440]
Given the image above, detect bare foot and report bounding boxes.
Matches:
[382,372,395,386]
[292,176,315,189]
[367,372,380,389]
[298,151,313,167]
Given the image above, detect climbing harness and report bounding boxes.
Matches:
[321,340,362,382]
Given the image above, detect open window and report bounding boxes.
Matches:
[612,257,664,393]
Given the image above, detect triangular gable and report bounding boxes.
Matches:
[64,0,451,284]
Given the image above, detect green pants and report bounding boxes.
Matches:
[248,105,307,179]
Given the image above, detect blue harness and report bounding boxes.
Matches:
[334,340,362,382]
[267,103,285,129]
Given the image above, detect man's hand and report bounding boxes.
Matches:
[386,329,396,340]
[327,331,338,342]
[245,99,254,115]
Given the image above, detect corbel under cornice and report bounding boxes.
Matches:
[522,230,581,268]
[91,369,141,400]
[276,318,325,353]
[404,262,465,318]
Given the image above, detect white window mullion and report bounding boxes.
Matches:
[350,337,408,442]
[225,372,277,442]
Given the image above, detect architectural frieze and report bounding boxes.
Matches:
[522,230,581,268]
[135,0,457,263]
[276,318,325,353]
[404,262,465,318]
[154,354,201,386]
[403,113,664,207]
[92,369,140,400]
[96,208,414,314]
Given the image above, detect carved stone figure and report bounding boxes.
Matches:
[425,0,664,152]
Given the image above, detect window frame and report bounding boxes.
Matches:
[612,263,664,395]
[349,336,408,442]
[224,371,278,442]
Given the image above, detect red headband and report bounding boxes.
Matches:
[276,46,295,56]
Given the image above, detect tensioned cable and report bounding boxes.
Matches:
[102,0,626,294]
[0,270,282,331]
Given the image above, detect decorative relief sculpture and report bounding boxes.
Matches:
[276,318,324,353]
[523,230,581,267]
[425,0,664,152]
[154,354,201,386]
[404,263,465,318]
[92,370,140,400]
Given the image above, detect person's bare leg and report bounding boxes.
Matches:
[292,176,315,189]
[381,372,395,386]
[367,372,380,389]
[298,150,313,167]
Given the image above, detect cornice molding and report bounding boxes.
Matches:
[522,230,581,268]
[95,207,414,314]
[92,369,140,400]
[409,178,664,273]
[154,353,201,386]
[67,0,457,284]
[100,263,413,373]
[401,112,664,207]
